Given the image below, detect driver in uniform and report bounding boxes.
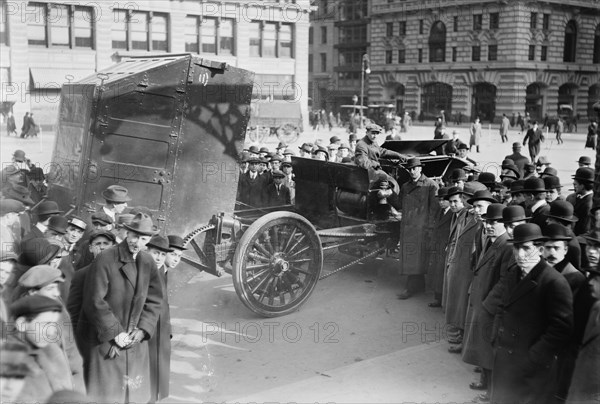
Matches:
[354,123,408,170]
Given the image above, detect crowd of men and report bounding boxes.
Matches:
[0,150,186,403]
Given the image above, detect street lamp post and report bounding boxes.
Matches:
[360,54,371,129]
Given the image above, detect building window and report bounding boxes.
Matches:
[419,20,423,35]
[530,12,537,29]
[112,9,128,50]
[453,16,458,32]
[338,50,362,66]
[418,48,422,63]
[185,16,199,53]
[74,7,93,48]
[28,3,94,49]
[594,25,600,64]
[308,27,313,44]
[563,20,577,62]
[488,44,497,61]
[398,49,405,63]
[386,23,393,37]
[490,13,499,29]
[320,53,327,72]
[385,50,393,64]
[130,11,149,50]
[339,25,367,43]
[429,21,446,62]
[528,44,535,60]
[249,21,261,57]
[279,24,293,58]
[308,54,313,72]
[151,13,168,52]
[0,2,8,45]
[50,4,70,47]
[452,47,457,62]
[543,14,550,31]
[253,74,296,100]
[399,21,406,35]
[200,18,216,54]
[219,19,234,55]
[321,26,327,44]
[340,1,368,21]
[27,3,47,46]
[472,45,481,61]
[473,14,482,31]
[263,22,277,57]
[541,45,548,61]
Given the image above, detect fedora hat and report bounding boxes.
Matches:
[35,200,63,216]
[299,143,313,153]
[521,178,546,193]
[19,238,61,266]
[500,170,519,181]
[467,190,497,205]
[543,176,561,190]
[482,203,505,221]
[583,230,600,245]
[167,235,188,251]
[540,167,558,178]
[102,185,131,203]
[283,148,296,156]
[444,186,464,200]
[404,157,422,169]
[510,180,524,194]
[508,223,544,243]
[501,205,530,223]
[542,223,572,241]
[436,187,450,199]
[547,200,578,223]
[512,142,522,149]
[259,147,269,154]
[146,235,173,253]
[463,181,487,196]
[577,156,592,165]
[123,213,158,236]
[572,167,594,183]
[276,141,288,149]
[449,168,467,182]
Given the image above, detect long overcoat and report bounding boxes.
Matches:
[428,205,453,297]
[82,241,162,404]
[398,174,439,276]
[444,210,480,329]
[149,267,172,402]
[491,260,573,404]
[469,122,482,146]
[462,232,511,369]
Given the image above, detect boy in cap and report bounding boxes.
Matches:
[490,223,572,404]
[266,169,291,207]
[81,213,163,403]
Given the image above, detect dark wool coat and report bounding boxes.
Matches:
[523,127,544,160]
[67,263,91,361]
[573,192,593,236]
[266,182,291,207]
[444,210,480,330]
[354,135,404,170]
[504,152,530,178]
[149,267,172,402]
[491,260,573,404]
[566,301,600,404]
[82,241,163,404]
[398,174,439,276]
[237,171,267,208]
[529,202,549,229]
[462,232,511,370]
[428,206,453,297]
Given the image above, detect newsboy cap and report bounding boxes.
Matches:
[365,123,383,133]
[10,295,63,319]
[91,212,114,226]
[18,265,64,289]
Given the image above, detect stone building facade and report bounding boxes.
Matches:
[369,0,600,123]
[0,0,311,130]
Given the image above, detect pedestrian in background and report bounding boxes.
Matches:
[19,112,29,138]
[500,114,510,143]
[523,121,544,163]
[556,117,564,145]
[6,111,16,136]
[469,117,482,153]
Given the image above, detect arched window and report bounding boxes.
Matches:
[594,25,600,64]
[429,21,446,62]
[563,20,577,62]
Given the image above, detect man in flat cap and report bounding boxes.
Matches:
[82,213,163,403]
[354,123,408,170]
[237,156,267,208]
[266,169,292,207]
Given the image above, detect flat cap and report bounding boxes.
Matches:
[10,294,63,319]
[0,199,25,216]
[365,123,383,133]
[88,229,116,244]
[272,169,285,178]
[18,265,64,289]
[91,212,114,226]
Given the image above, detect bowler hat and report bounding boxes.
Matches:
[91,212,114,226]
[478,172,497,186]
[248,145,260,154]
[572,167,594,183]
[68,216,87,231]
[540,167,558,178]
[542,223,572,241]
[247,156,261,164]
[577,156,592,165]
[510,180,525,194]
[349,134,358,142]
[4,184,34,206]
[88,229,116,244]
[19,238,61,266]
[482,203,505,221]
[299,143,313,153]
[13,150,26,162]
[18,265,64,289]
[501,160,520,178]
[10,295,63,319]
[508,223,544,243]
[501,205,530,223]
[544,176,562,190]
[259,147,270,154]
[123,213,158,236]
[365,123,383,133]
[276,141,288,149]
[329,135,341,144]
[467,190,497,205]
[547,200,578,223]
[457,143,469,150]
[35,201,63,216]
[0,199,25,216]
[445,186,464,200]
[436,187,450,198]
[47,215,68,234]
[272,169,285,178]
[522,177,546,193]
[449,168,467,182]
[500,170,519,181]
[338,143,349,150]
[102,185,131,203]
[583,230,600,245]
[404,157,422,169]
[167,235,188,251]
[27,167,45,181]
[146,235,173,253]
[270,155,282,162]
[536,156,551,166]
[512,142,522,149]
[313,146,329,160]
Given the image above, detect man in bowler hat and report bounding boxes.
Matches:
[82,213,163,403]
[569,167,594,236]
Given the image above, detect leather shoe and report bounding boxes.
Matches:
[428,301,441,307]
[469,381,487,390]
[448,344,462,354]
[397,290,412,300]
[477,392,490,402]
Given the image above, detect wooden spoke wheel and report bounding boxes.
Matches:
[232,212,322,317]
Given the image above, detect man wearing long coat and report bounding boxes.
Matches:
[82,214,163,404]
[523,121,544,163]
[428,188,453,305]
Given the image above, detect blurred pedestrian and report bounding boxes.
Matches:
[500,114,510,143]
[469,117,482,153]
[523,121,544,163]
[6,111,16,136]
[19,113,30,138]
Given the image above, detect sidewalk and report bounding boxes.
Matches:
[231,341,479,404]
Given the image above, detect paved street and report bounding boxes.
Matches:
[0,122,595,403]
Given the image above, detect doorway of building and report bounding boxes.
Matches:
[472,83,497,123]
[421,82,452,120]
[525,83,545,122]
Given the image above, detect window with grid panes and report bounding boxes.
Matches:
[543,14,550,30]
[541,45,547,61]
[488,45,497,61]
[74,7,93,48]
[399,21,406,35]
[249,21,261,56]
[528,45,535,60]
[220,19,234,55]
[185,16,199,53]
[27,3,47,46]
[386,23,393,37]
[151,13,168,52]
[385,50,392,64]
[472,45,480,61]
[201,18,217,54]
[490,13,499,29]
[50,4,70,47]
[320,53,327,71]
[473,14,482,31]
[321,26,327,44]
[453,16,458,32]
[131,11,149,50]
[398,49,405,63]
[112,9,127,49]
[263,23,277,57]
[279,24,293,58]
[530,13,537,29]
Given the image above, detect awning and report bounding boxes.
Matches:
[249,100,302,128]
[30,68,96,89]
